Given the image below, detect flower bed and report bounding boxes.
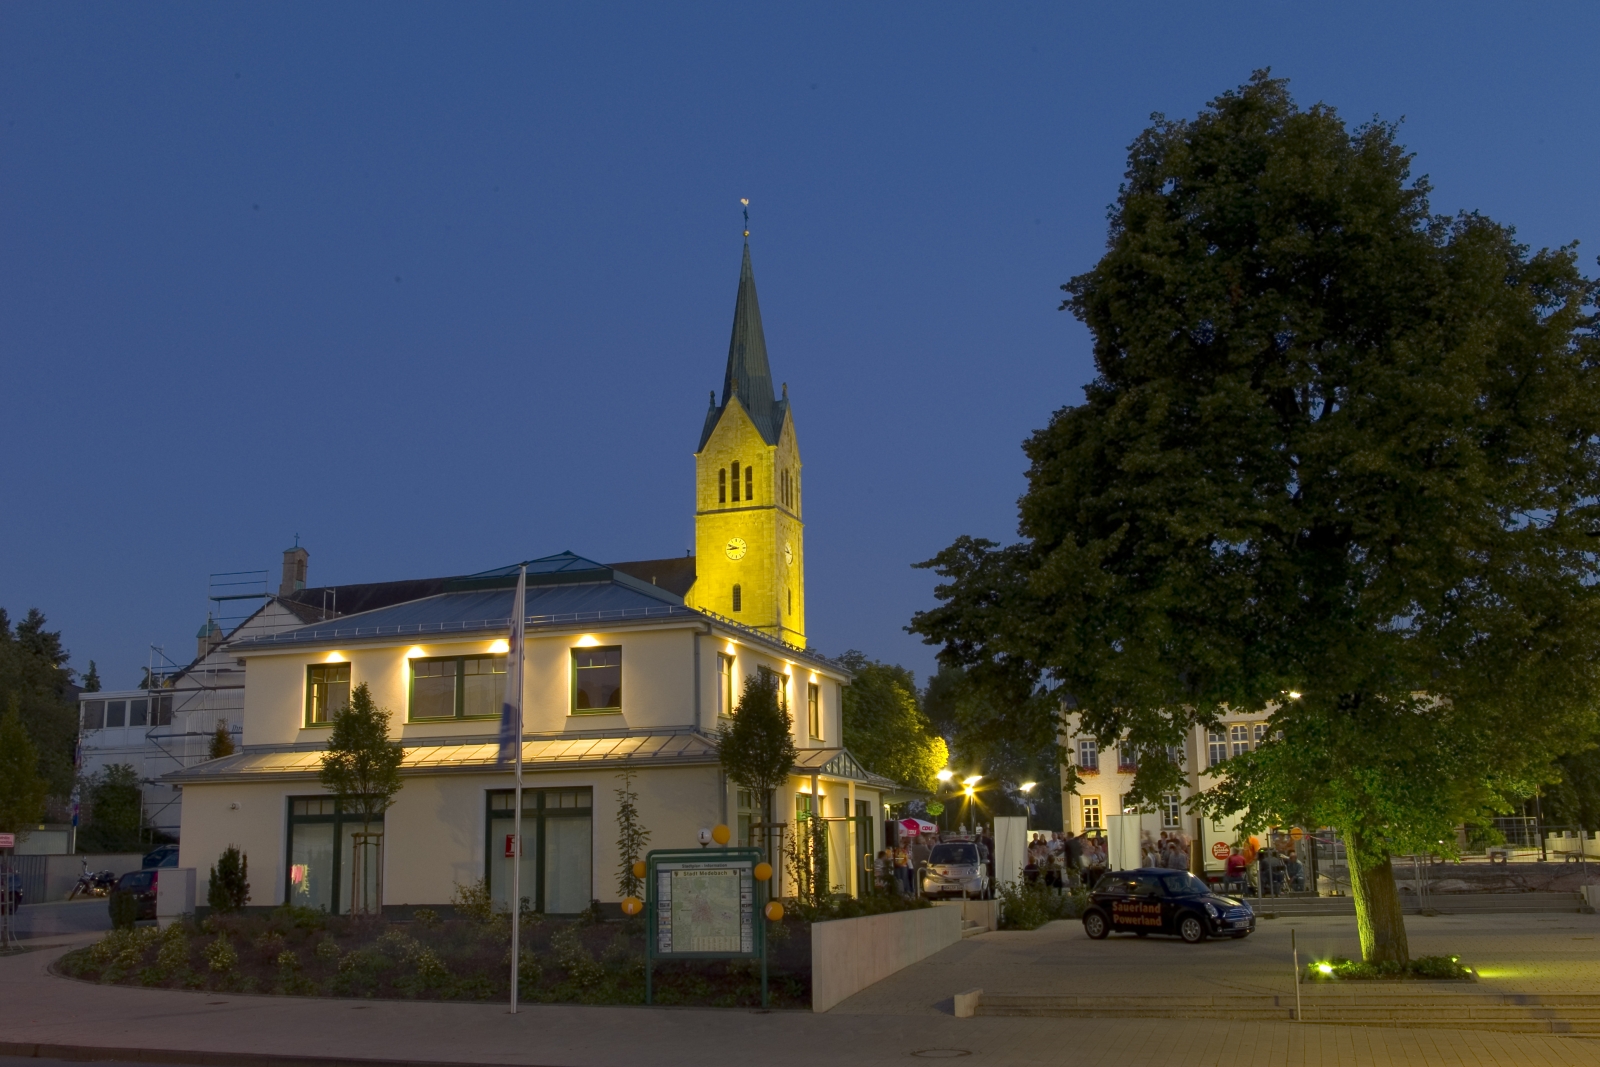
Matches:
[1304,955,1474,981]
[56,904,812,1008]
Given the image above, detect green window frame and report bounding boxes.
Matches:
[306,663,351,726]
[285,796,384,914]
[807,682,821,739]
[408,654,507,721]
[718,653,735,717]
[485,788,593,914]
[571,646,621,714]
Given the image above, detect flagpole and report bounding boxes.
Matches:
[505,565,527,1015]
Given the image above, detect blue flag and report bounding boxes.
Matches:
[497,565,526,765]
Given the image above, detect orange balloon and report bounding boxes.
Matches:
[632,861,646,880]
[712,824,732,845]
[621,896,643,916]
[754,862,773,882]
[764,901,785,922]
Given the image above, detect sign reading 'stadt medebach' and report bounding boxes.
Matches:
[652,854,757,955]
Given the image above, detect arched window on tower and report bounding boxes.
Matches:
[744,464,753,500]
[718,468,727,504]
[731,584,742,613]
[731,461,741,502]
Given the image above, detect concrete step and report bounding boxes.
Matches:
[960,920,985,938]
[1251,891,1587,916]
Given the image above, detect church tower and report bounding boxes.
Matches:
[686,241,805,647]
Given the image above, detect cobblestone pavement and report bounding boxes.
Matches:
[4,918,1599,1067]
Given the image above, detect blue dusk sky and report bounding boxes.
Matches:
[3,3,1597,688]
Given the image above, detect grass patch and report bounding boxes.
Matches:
[56,903,813,1008]
[1304,955,1475,981]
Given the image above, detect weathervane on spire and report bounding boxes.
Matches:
[741,198,750,238]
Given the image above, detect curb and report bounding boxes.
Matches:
[0,1043,571,1067]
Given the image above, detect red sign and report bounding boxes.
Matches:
[0,833,13,849]
[504,834,520,858]
[1211,841,1231,860]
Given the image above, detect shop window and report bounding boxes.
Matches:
[306,664,351,726]
[285,796,384,915]
[572,647,622,712]
[486,788,593,914]
[1081,795,1102,830]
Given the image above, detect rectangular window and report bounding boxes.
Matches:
[285,797,383,915]
[129,697,149,727]
[1120,794,1140,814]
[718,467,727,504]
[105,700,127,728]
[744,465,753,499]
[306,663,351,725]
[486,788,593,914]
[808,682,821,739]
[81,700,105,730]
[1229,724,1252,757]
[152,693,173,726]
[731,461,741,502]
[718,653,735,717]
[1077,739,1098,772]
[1207,730,1228,768]
[572,646,621,712]
[1117,745,1138,773]
[1253,722,1268,745]
[1161,795,1182,829]
[757,665,787,710]
[409,655,507,720]
[1081,796,1102,830]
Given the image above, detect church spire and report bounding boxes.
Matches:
[700,240,787,448]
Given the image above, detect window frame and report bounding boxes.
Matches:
[305,663,351,727]
[484,787,593,915]
[81,700,105,730]
[1077,738,1099,773]
[807,681,821,740]
[1161,794,1182,829]
[731,461,741,502]
[744,464,753,500]
[408,653,508,722]
[1081,795,1102,830]
[731,584,742,613]
[570,645,623,715]
[717,653,736,718]
[718,467,727,504]
[284,796,385,915]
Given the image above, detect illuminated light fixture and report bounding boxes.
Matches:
[1317,963,1333,975]
[962,775,982,787]
[963,785,975,797]
[487,639,510,653]
[575,635,599,648]
[724,641,736,655]
[935,769,954,782]
[1020,782,1037,793]
[404,647,425,659]
[1288,690,1303,700]
[324,652,345,663]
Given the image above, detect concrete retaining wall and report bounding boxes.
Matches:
[810,904,962,1012]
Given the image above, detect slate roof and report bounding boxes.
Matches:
[699,242,790,450]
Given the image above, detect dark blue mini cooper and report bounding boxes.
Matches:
[1082,868,1255,943]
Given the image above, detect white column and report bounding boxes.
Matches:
[847,779,858,897]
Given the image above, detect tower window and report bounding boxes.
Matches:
[744,464,753,500]
[718,468,727,504]
[787,587,792,615]
[731,461,741,502]
[732,584,742,612]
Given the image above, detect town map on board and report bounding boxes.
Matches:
[670,867,742,952]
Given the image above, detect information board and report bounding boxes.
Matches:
[649,849,759,958]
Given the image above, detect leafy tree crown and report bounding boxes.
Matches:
[317,683,404,830]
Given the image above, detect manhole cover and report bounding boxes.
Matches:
[911,1051,971,1059]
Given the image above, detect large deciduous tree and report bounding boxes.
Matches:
[911,72,1600,963]
[836,651,948,792]
[717,672,797,867]
[318,683,405,837]
[0,608,81,799]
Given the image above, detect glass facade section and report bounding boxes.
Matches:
[306,664,350,725]
[409,655,506,720]
[486,788,593,914]
[571,647,621,712]
[285,796,383,914]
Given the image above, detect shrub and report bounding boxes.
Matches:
[996,882,1088,930]
[1305,955,1473,981]
[276,949,300,970]
[375,929,422,963]
[108,891,140,930]
[451,878,494,922]
[411,908,441,929]
[252,931,286,961]
[205,936,238,973]
[551,925,604,987]
[315,937,341,963]
[207,846,250,913]
[156,926,190,970]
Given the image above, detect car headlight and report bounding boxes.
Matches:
[1204,902,1219,917]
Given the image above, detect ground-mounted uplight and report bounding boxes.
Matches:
[1317,962,1334,975]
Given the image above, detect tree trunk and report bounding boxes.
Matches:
[1347,838,1409,964]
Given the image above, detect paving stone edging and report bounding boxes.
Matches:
[0,1042,561,1067]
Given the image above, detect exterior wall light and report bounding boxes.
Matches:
[324,652,345,663]
[575,635,599,647]
[488,639,510,653]
[1020,781,1037,793]
[404,647,425,658]
[935,769,954,782]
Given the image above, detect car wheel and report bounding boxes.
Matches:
[1178,914,1207,943]
[1083,911,1110,940]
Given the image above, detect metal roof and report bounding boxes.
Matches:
[166,730,722,783]
[793,746,899,790]
[699,242,789,450]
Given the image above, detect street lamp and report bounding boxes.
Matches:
[935,768,954,783]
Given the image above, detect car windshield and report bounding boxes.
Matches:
[1160,872,1210,896]
[929,844,979,865]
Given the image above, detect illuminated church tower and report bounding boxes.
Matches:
[686,241,805,647]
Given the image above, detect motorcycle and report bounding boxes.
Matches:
[68,863,117,900]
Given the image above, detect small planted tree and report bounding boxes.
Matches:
[318,683,404,914]
[207,846,250,912]
[717,673,797,884]
[614,768,651,899]
[0,697,48,839]
[80,764,145,851]
[208,721,235,760]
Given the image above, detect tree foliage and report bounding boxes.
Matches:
[0,607,80,798]
[80,764,145,851]
[717,671,797,858]
[836,650,948,791]
[911,72,1600,963]
[209,721,236,760]
[207,845,250,912]
[317,683,404,833]
[0,696,49,835]
[613,768,650,899]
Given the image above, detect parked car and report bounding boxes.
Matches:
[142,845,179,869]
[919,840,992,900]
[2,870,21,911]
[1082,868,1255,943]
[110,869,159,922]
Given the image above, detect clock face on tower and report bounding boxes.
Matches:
[783,542,794,567]
[725,537,747,561]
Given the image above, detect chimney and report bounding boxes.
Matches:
[280,544,309,596]
[196,616,224,660]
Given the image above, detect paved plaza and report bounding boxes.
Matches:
[3,913,1600,1067]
